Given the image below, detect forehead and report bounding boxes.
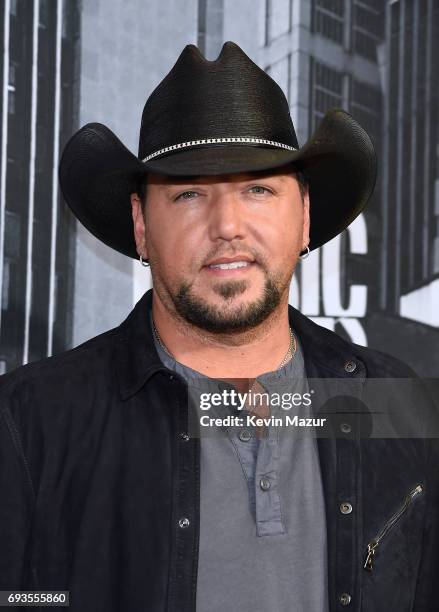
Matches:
[147,168,295,187]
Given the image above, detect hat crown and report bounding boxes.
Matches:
[138,41,299,160]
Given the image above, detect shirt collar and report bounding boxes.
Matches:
[115,288,365,401]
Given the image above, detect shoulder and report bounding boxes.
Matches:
[0,326,120,403]
[290,306,418,379]
[349,341,419,378]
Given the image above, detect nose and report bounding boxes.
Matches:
[207,190,246,242]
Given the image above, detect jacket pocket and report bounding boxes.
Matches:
[363,483,424,572]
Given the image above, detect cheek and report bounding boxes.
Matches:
[146,214,205,272]
[260,206,303,257]
[284,202,304,245]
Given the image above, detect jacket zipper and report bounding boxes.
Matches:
[363,483,423,571]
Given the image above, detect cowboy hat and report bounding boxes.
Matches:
[58,41,376,259]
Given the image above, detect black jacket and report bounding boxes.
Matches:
[0,289,438,611]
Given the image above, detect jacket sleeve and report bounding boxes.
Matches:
[0,401,35,589]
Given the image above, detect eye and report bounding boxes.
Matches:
[175,190,200,201]
[248,185,273,195]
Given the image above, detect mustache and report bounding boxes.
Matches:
[201,245,264,267]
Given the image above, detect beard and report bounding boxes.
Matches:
[171,272,288,333]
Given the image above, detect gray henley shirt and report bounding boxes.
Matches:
[150,309,329,612]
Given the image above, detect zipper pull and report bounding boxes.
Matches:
[364,540,379,571]
[410,484,423,499]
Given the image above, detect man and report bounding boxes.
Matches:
[0,42,438,611]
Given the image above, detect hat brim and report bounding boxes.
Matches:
[59,109,376,259]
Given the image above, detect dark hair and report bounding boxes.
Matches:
[135,173,149,209]
[135,165,308,210]
[291,168,308,201]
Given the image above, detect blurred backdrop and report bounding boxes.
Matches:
[1,0,438,374]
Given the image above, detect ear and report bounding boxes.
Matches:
[130,193,148,260]
[301,188,310,251]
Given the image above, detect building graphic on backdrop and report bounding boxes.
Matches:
[370,0,439,353]
[361,0,439,373]
[1,0,438,375]
[0,0,79,373]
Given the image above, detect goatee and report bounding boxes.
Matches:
[173,276,285,333]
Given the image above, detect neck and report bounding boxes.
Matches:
[151,290,293,379]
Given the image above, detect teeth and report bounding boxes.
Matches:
[209,261,251,270]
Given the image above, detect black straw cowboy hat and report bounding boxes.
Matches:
[59,41,376,259]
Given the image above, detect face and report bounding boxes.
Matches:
[131,169,310,333]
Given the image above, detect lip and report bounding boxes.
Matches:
[205,255,255,266]
[203,260,257,276]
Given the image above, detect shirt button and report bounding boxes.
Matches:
[340,502,353,514]
[179,432,190,441]
[259,477,271,491]
[340,422,351,434]
[178,517,190,529]
[238,429,252,442]
[344,361,357,373]
[339,592,351,606]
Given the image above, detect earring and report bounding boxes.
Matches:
[299,245,310,260]
[139,254,150,267]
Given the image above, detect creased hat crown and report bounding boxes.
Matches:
[138,41,299,161]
